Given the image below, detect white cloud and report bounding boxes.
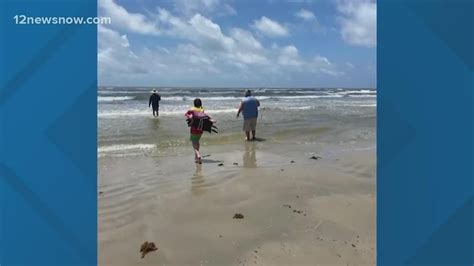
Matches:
[296,9,316,21]
[98,26,221,84]
[229,28,263,50]
[157,9,233,51]
[221,4,237,16]
[290,9,326,34]
[98,0,160,35]
[156,9,268,66]
[188,14,235,51]
[313,55,331,66]
[278,45,303,67]
[337,0,376,47]
[270,44,341,76]
[228,28,268,65]
[252,16,289,37]
[176,44,215,66]
[98,8,342,86]
[98,26,148,79]
[172,0,236,17]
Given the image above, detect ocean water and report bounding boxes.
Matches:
[98,87,376,157]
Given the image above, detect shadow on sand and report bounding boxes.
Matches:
[200,159,223,164]
[247,137,266,142]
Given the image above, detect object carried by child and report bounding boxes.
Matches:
[185,98,217,164]
[186,111,218,134]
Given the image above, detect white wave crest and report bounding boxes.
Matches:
[98,96,134,102]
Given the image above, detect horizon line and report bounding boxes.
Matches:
[98,85,377,90]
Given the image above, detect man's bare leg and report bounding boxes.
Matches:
[245,131,250,141]
[251,130,256,140]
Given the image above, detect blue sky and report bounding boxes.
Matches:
[98,0,376,88]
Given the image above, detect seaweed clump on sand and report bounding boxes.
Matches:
[233,213,244,219]
[140,241,158,258]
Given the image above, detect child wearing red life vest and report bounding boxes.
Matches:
[185,98,214,164]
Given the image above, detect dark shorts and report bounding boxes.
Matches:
[152,105,159,111]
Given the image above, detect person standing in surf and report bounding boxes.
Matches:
[185,98,215,164]
[148,89,161,117]
[237,89,260,141]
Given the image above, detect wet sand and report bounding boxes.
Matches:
[99,140,375,265]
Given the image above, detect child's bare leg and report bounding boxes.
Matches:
[192,141,201,163]
[251,130,256,140]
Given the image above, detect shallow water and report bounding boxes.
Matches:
[98,87,376,158]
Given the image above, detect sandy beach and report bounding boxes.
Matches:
[99,140,375,265]
[98,87,375,265]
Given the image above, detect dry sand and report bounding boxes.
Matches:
[99,142,375,265]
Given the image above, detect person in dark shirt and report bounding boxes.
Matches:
[148,89,161,117]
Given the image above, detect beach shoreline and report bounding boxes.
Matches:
[99,139,375,265]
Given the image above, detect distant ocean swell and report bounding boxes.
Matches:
[98,93,375,103]
[98,87,376,158]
